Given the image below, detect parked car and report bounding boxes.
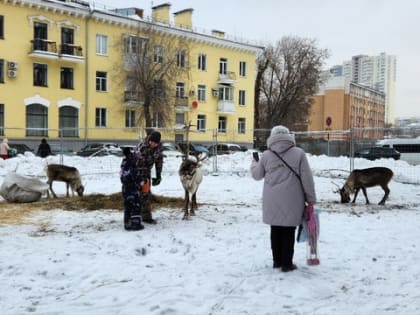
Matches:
[76,143,122,157]
[239,145,249,152]
[49,143,74,155]
[176,142,209,156]
[162,142,183,158]
[207,143,242,156]
[354,147,400,160]
[8,143,34,155]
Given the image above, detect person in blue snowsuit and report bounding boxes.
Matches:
[120,147,144,231]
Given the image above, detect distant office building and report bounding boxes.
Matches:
[340,53,396,124]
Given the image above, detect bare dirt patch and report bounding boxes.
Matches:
[0,193,185,225]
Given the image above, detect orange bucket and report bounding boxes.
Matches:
[141,179,150,193]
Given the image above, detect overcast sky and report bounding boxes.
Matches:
[95,0,420,118]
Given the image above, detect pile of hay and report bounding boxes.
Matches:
[0,193,185,225]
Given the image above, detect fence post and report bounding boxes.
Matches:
[349,128,354,172]
[212,128,218,174]
[58,128,64,164]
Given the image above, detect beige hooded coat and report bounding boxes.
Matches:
[250,132,316,226]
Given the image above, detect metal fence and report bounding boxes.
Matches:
[2,126,420,184]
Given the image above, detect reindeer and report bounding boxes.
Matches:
[179,154,206,220]
[338,167,393,205]
[46,164,84,198]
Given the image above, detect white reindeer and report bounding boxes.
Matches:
[179,154,205,220]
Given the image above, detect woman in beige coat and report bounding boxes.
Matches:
[251,125,316,272]
[0,138,10,160]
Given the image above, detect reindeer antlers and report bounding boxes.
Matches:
[332,181,341,194]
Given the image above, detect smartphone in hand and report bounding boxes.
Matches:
[253,152,259,161]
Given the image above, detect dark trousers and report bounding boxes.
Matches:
[270,226,296,268]
[141,190,153,220]
[122,184,142,228]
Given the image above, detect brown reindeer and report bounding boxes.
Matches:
[339,167,393,205]
[179,154,206,220]
[46,164,84,198]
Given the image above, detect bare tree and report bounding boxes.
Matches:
[119,24,190,135]
[255,36,329,131]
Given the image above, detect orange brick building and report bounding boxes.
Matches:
[308,77,385,135]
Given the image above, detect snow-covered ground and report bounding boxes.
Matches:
[1,151,420,315]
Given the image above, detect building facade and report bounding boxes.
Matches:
[308,76,385,138]
[0,0,263,150]
[341,53,396,124]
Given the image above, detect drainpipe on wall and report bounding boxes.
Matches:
[84,9,93,145]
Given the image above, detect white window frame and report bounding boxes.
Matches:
[239,61,247,77]
[125,109,136,128]
[238,117,246,134]
[96,71,107,91]
[219,86,234,101]
[95,107,107,127]
[34,63,48,87]
[152,112,163,128]
[154,46,164,63]
[96,34,108,55]
[198,53,207,71]
[197,114,206,132]
[176,82,185,98]
[239,90,246,106]
[197,84,206,102]
[176,113,185,125]
[218,116,227,133]
[177,49,186,67]
[60,67,74,89]
[219,58,227,74]
[124,35,148,54]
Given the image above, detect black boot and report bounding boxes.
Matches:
[129,215,144,231]
[124,211,131,230]
[142,217,157,224]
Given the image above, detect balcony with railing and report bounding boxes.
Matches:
[124,90,145,105]
[174,96,189,112]
[217,100,236,113]
[218,71,236,84]
[29,38,59,59]
[59,43,84,63]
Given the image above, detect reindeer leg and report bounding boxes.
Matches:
[191,192,197,216]
[46,180,51,199]
[49,181,58,198]
[66,183,70,197]
[361,187,370,204]
[352,188,360,203]
[183,190,190,220]
[379,185,390,205]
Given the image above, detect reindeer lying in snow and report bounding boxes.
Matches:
[338,167,393,205]
[179,154,206,220]
[46,164,84,198]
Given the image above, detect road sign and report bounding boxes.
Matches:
[326,116,332,126]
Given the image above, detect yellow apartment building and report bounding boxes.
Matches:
[308,76,385,139]
[0,0,263,151]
